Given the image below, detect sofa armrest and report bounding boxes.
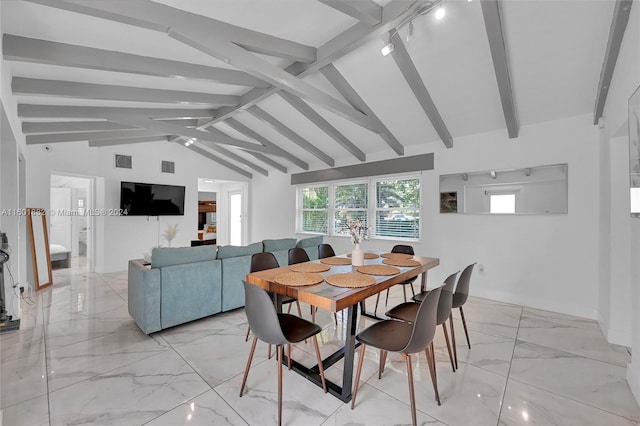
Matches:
[128,259,161,335]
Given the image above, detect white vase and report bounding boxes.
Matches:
[351,243,364,266]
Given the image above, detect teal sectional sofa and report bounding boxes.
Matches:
[128,236,323,334]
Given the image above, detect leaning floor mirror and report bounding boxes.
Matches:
[439,164,568,214]
[27,208,53,290]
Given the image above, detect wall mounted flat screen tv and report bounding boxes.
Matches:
[120,181,185,216]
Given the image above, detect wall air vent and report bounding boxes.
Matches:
[114,154,132,169]
[161,160,175,174]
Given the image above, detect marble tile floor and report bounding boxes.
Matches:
[1,263,639,426]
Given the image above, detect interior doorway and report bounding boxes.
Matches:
[50,174,94,271]
[229,191,242,246]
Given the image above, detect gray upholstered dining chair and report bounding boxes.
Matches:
[450,263,476,368]
[245,252,302,359]
[351,286,443,426]
[374,244,418,314]
[288,247,338,325]
[318,243,336,259]
[385,271,459,372]
[240,281,327,426]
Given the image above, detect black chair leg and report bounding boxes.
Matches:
[402,285,407,302]
[460,306,471,349]
[245,326,251,342]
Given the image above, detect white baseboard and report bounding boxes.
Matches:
[472,287,598,320]
[627,362,640,406]
[604,326,632,347]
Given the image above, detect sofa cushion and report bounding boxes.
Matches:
[296,236,323,261]
[151,245,217,268]
[296,236,323,248]
[263,238,297,252]
[217,242,263,259]
[160,260,222,329]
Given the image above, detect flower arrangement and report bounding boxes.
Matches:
[344,219,370,245]
[163,223,178,246]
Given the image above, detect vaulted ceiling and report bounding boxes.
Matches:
[1,0,630,179]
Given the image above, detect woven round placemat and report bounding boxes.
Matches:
[380,252,413,259]
[382,258,421,267]
[274,272,324,287]
[325,273,375,288]
[289,263,331,273]
[320,257,352,266]
[346,252,380,259]
[356,265,401,276]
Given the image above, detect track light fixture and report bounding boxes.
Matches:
[184,138,196,146]
[380,0,448,56]
[406,20,414,42]
[381,42,395,56]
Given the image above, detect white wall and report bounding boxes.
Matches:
[601,1,640,404]
[252,114,601,319]
[26,141,249,272]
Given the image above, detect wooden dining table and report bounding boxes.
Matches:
[245,253,440,403]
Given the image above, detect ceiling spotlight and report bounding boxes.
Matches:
[435,7,446,20]
[490,170,497,179]
[381,42,395,56]
[406,21,414,42]
[184,138,196,146]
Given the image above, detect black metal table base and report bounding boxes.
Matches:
[280,303,360,403]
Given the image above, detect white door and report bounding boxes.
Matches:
[229,192,242,246]
[50,187,72,250]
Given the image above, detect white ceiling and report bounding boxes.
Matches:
[1,0,619,177]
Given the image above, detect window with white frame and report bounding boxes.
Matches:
[334,182,368,235]
[375,177,420,239]
[300,186,329,233]
[297,175,421,241]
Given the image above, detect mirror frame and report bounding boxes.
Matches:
[27,208,53,290]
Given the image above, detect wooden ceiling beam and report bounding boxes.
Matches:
[320,64,404,155]
[194,132,269,176]
[187,144,252,179]
[2,34,269,88]
[13,77,240,106]
[22,119,198,134]
[279,91,366,162]
[593,0,633,125]
[225,118,307,171]
[106,117,275,154]
[208,1,429,127]
[388,32,453,148]
[249,106,335,167]
[88,135,170,147]
[27,129,165,144]
[18,104,216,120]
[318,0,382,25]
[480,0,519,138]
[27,0,316,63]
[168,30,380,132]
[23,121,134,134]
